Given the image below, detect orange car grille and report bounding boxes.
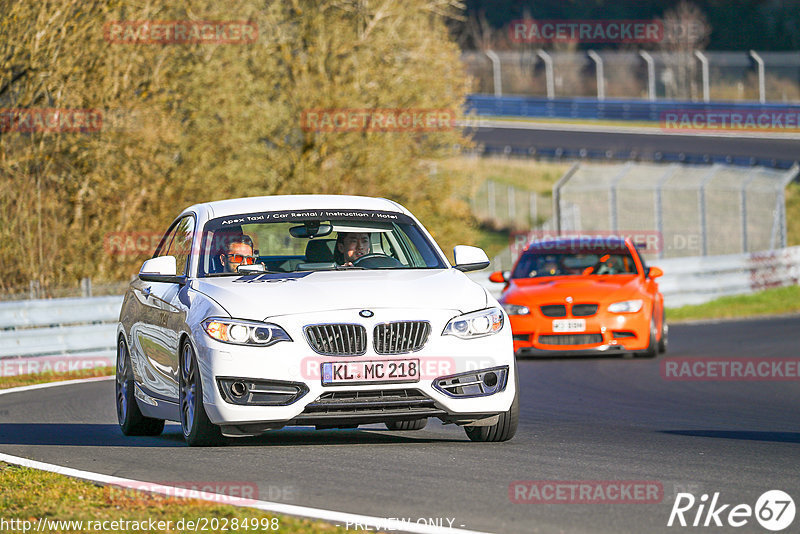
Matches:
[540,305,567,317]
[571,304,598,316]
[538,334,603,345]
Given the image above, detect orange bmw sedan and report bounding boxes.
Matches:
[491,237,667,358]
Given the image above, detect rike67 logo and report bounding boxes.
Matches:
[668,490,795,531]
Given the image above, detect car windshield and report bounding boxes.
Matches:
[512,249,638,278]
[198,208,447,276]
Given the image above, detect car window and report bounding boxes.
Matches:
[162,215,195,276]
[512,250,637,278]
[198,209,446,276]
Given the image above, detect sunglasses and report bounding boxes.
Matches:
[226,253,256,264]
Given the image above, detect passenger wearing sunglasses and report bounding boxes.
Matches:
[220,235,257,273]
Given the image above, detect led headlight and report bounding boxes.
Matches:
[502,303,530,316]
[202,317,292,347]
[443,308,504,339]
[608,299,643,313]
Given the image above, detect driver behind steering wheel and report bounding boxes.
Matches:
[336,232,371,266]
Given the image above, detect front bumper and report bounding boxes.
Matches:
[191,308,516,430]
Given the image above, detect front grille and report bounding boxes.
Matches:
[374,321,431,354]
[538,334,603,345]
[513,334,530,342]
[571,303,598,317]
[305,324,367,355]
[540,304,567,317]
[302,389,436,416]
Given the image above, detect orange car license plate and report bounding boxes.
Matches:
[552,319,586,332]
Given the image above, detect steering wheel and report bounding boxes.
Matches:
[352,253,404,269]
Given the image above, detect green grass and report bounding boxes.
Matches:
[0,463,348,533]
[0,366,114,390]
[667,285,800,322]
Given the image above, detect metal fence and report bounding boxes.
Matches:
[470,180,553,230]
[463,50,800,103]
[555,162,799,259]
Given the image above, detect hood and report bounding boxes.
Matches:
[191,269,487,320]
[504,275,642,303]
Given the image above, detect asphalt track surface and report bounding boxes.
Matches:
[2,316,799,533]
[471,124,800,163]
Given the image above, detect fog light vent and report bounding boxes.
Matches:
[217,378,308,406]
[433,366,509,398]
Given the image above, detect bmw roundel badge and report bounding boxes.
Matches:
[359,310,374,318]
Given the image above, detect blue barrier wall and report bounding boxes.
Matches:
[466,94,800,121]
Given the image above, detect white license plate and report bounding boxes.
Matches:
[321,359,420,385]
[552,319,586,333]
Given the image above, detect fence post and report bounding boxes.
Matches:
[485,49,502,97]
[740,172,761,253]
[507,185,516,226]
[588,50,605,101]
[487,180,496,222]
[655,165,678,259]
[81,277,93,298]
[529,191,538,228]
[639,51,656,101]
[694,51,710,103]
[609,163,633,232]
[699,166,718,256]
[537,50,555,100]
[749,50,766,104]
[553,163,580,235]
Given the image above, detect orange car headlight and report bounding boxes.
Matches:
[608,299,643,313]
[502,303,530,316]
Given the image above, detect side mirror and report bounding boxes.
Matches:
[489,271,506,283]
[138,256,185,284]
[453,245,490,272]
[648,266,663,279]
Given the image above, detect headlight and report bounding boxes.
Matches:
[502,303,530,316]
[202,317,292,347]
[443,308,504,339]
[608,299,643,313]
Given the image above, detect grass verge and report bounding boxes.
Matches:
[0,366,114,390]
[667,285,800,322]
[0,462,348,533]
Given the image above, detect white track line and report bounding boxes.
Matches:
[0,380,491,534]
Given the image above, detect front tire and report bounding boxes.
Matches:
[658,311,668,354]
[180,341,224,447]
[464,388,519,442]
[386,418,428,431]
[116,338,164,436]
[638,315,659,359]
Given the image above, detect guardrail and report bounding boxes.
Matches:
[468,245,800,309]
[0,295,121,373]
[466,94,800,122]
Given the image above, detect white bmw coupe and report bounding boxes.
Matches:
[116,195,518,446]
